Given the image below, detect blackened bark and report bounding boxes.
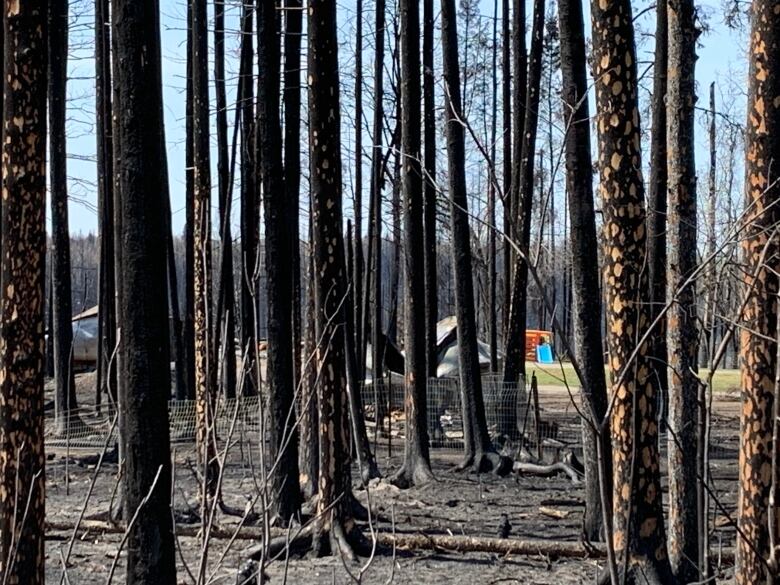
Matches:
[504,0,526,330]
[391,0,435,488]
[299,236,319,499]
[353,0,365,369]
[184,0,196,400]
[589,0,674,576]
[441,0,509,475]
[647,0,669,426]
[423,0,438,378]
[238,3,258,396]
[0,3,46,581]
[113,0,176,581]
[666,0,699,579]
[501,0,511,340]
[214,0,237,400]
[284,0,303,392]
[503,0,544,392]
[488,0,499,373]
[96,0,116,409]
[308,0,364,555]
[557,0,611,543]
[258,0,301,524]
[48,0,79,432]
[737,0,780,581]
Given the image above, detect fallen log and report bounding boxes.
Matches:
[45,519,275,541]
[513,461,582,483]
[538,506,571,520]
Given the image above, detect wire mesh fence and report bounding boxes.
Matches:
[45,395,261,450]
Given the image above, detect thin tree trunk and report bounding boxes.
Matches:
[488,0,499,373]
[239,3,257,396]
[354,0,365,369]
[647,0,669,428]
[590,0,674,578]
[284,0,303,392]
[299,236,319,499]
[113,0,176,581]
[423,0,438,378]
[392,0,435,488]
[666,0,699,580]
[96,0,116,409]
[49,0,79,434]
[557,0,611,543]
[0,3,45,581]
[184,0,196,400]
[501,0,511,343]
[214,0,237,400]
[503,0,544,418]
[258,0,301,524]
[737,0,780,581]
[442,0,510,475]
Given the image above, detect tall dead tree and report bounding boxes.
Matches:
[442,0,509,475]
[0,2,46,581]
[214,0,237,399]
[95,0,116,408]
[501,0,512,335]
[647,0,668,426]
[308,0,365,555]
[284,0,303,390]
[487,0,499,373]
[502,0,544,424]
[299,234,319,499]
[392,0,435,488]
[557,0,610,542]
[353,0,365,364]
[665,0,699,580]
[113,0,177,582]
[192,0,218,527]
[737,0,780,580]
[184,0,196,400]
[259,0,301,524]
[423,0,438,377]
[590,0,674,578]
[239,2,257,395]
[48,0,79,433]
[504,0,525,330]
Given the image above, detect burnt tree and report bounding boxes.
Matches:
[308,0,366,555]
[258,0,301,524]
[442,0,509,475]
[113,0,177,581]
[392,0,435,488]
[0,2,46,581]
[48,0,79,433]
[589,0,675,578]
[647,0,669,426]
[665,0,700,580]
[737,0,780,581]
[557,0,611,542]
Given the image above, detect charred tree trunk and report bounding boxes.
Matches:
[557,0,611,543]
[258,0,301,524]
[113,0,176,581]
[184,0,196,401]
[0,3,46,581]
[590,0,674,578]
[442,0,509,475]
[239,3,257,396]
[647,0,668,428]
[665,0,699,580]
[214,0,237,400]
[392,0,435,488]
[423,0,438,378]
[502,0,544,422]
[488,0,499,373]
[299,235,319,499]
[737,0,780,581]
[284,0,303,392]
[192,0,218,525]
[353,0,365,368]
[96,0,116,409]
[504,0,526,333]
[49,0,79,433]
[501,0,511,342]
[308,0,365,555]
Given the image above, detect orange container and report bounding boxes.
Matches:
[525,330,553,361]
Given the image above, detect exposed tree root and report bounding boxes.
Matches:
[513,461,583,483]
[358,458,381,484]
[456,450,513,476]
[389,460,436,488]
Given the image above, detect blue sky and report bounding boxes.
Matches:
[62,0,748,238]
